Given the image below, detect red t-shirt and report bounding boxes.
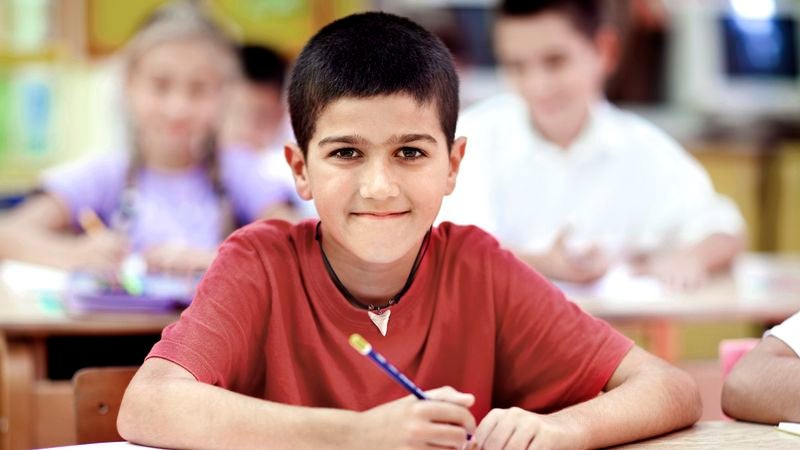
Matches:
[148,220,632,421]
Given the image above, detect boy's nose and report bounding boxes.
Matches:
[359,160,400,200]
[520,68,553,100]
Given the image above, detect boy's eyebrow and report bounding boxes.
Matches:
[318,134,370,146]
[387,134,438,145]
[317,133,438,147]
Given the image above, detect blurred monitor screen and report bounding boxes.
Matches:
[720,16,798,78]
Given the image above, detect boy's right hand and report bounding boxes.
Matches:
[75,229,129,273]
[353,386,476,450]
[540,230,610,284]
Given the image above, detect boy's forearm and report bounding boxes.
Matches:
[118,376,358,450]
[722,345,800,423]
[549,365,701,449]
[688,232,744,273]
[518,251,554,277]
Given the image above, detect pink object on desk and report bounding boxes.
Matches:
[719,338,759,378]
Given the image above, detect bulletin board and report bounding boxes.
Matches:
[86,0,365,58]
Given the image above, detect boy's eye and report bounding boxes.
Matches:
[331,148,360,159]
[188,80,211,99]
[397,147,425,160]
[543,53,567,71]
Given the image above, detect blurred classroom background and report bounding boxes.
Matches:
[0,0,799,448]
[1,0,799,250]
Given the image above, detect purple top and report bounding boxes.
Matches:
[42,148,294,251]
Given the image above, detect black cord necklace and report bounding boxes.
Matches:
[315,222,431,314]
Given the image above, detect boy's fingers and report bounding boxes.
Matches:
[414,401,476,433]
[474,408,501,446]
[460,440,480,450]
[554,226,571,247]
[422,423,472,448]
[481,412,516,450]
[505,425,536,450]
[425,386,475,408]
[571,245,607,268]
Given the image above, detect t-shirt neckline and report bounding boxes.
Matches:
[301,220,433,328]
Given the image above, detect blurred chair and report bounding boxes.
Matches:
[72,366,137,444]
[719,338,760,378]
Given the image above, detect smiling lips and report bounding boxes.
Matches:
[352,211,409,219]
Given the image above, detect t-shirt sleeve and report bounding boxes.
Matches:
[40,154,126,229]
[220,147,295,224]
[631,129,744,250]
[765,311,800,357]
[492,249,634,413]
[147,228,270,393]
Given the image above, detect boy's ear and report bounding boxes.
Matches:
[445,136,467,196]
[284,143,313,201]
[595,26,620,78]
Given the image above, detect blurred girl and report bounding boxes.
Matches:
[0,2,295,274]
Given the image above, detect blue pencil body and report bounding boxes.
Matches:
[349,333,472,441]
[366,348,428,400]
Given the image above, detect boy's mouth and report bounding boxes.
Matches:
[351,211,410,219]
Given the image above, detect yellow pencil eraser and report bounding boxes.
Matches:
[349,333,372,355]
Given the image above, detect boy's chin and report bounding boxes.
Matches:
[349,242,419,266]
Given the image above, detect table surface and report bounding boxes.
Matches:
[37,422,800,449]
[2,252,799,336]
[568,253,800,322]
[613,421,800,449]
[0,262,179,336]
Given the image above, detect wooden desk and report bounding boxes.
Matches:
[572,253,800,322]
[5,254,799,448]
[0,276,178,450]
[614,421,800,449]
[37,421,800,449]
[568,253,800,360]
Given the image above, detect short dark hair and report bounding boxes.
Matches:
[239,44,287,89]
[288,12,459,154]
[498,0,602,39]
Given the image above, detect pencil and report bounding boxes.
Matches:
[349,334,473,441]
[349,333,428,399]
[78,209,106,236]
[78,209,143,296]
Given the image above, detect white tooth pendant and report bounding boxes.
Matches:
[368,309,391,336]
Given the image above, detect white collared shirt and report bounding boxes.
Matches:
[766,312,800,356]
[439,94,744,256]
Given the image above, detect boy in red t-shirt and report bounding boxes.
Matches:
[118,12,701,450]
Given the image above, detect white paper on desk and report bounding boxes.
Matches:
[0,260,68,294]
[734,258,800,302]
[555,265,663,303]
[778,422,800,437]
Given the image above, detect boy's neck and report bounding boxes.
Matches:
[531,104,592,151]
[319,230,426,308]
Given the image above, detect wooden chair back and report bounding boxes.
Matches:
[72,366,138,444]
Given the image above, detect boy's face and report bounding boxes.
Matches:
[494,12,611,140]
[286,94,465,266]
[222,82,285,149]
